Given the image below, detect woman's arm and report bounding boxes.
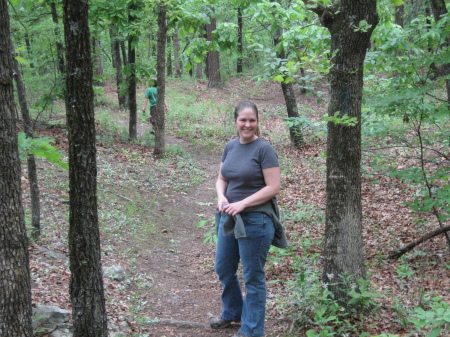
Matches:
[216,163,229,212]
[222,166,281,216]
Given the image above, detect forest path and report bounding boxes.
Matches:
[109,117,287,336]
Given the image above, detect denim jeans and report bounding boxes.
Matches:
[215,212,275,337]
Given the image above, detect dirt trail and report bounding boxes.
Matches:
[115,121,287,336]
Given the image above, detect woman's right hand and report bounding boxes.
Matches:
[217,197,229,212]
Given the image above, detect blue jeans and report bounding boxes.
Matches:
[215,212,275,337]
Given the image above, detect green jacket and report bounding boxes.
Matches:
[215,198,288,248]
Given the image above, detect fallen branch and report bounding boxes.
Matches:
[387,224,450,259]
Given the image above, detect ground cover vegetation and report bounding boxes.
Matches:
[2,0,449,336]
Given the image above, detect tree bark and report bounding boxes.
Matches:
[154,2,167,157]
[0,1,33,335]
[237,7,243,74]
[387,225,450,260]
[206,12,221,88]
[127,3,137,141]
[305,0,379,305]
[12,48,41,242]
[62,0,108,335]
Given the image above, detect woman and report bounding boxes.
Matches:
[210,101,287,337]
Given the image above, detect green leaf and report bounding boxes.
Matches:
[273,75,285,83]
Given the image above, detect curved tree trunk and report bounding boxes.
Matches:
[154,2,167,157]
[305,0,379,305]
[0,2,33,335]
[12,48,41,242]
[62,0,107,335]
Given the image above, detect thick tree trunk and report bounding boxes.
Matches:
[173,29,181,78]
[110,25,127,109]
[237,7,243,74]
[50,1,65,74]
[154,3,167,157]
[306,0,379,305]
[127,3,137,141]
[62,0,108,335]
[429,0,450,105]
[206,13,221,88]
[12,49,41,242]
[0,2,33,335]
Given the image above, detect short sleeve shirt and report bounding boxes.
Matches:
[145,87,157,107]
[221,137,279,203]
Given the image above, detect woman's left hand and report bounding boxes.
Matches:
[222,201,245,216]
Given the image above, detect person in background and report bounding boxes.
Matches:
[141,78,168,130]
[210,101,288,337]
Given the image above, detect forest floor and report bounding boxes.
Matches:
[24,77,449,337]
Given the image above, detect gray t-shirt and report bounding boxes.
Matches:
[221,137,279,203]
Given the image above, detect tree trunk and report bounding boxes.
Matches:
[127,3,137,141]
[274,28,303,146]
[25,34,34,69]
[0,3,33,336]
[173,29,181,78]
[166,34,172,77]
[92,36,104,86]
[154,2,167,157]
[110,25,127,109]
[121,40,128,66]
[12,48,41,242]
[206,12,221,88]
[429,0,450,105]
[237,7,243,74]
[281,81,304,146]
[306,0,379,305]
[62,0,108,335]
[50,1,65,74]
[196,60,203,79]
[394,4,404,27]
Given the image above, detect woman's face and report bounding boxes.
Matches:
[235,107,258,144]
